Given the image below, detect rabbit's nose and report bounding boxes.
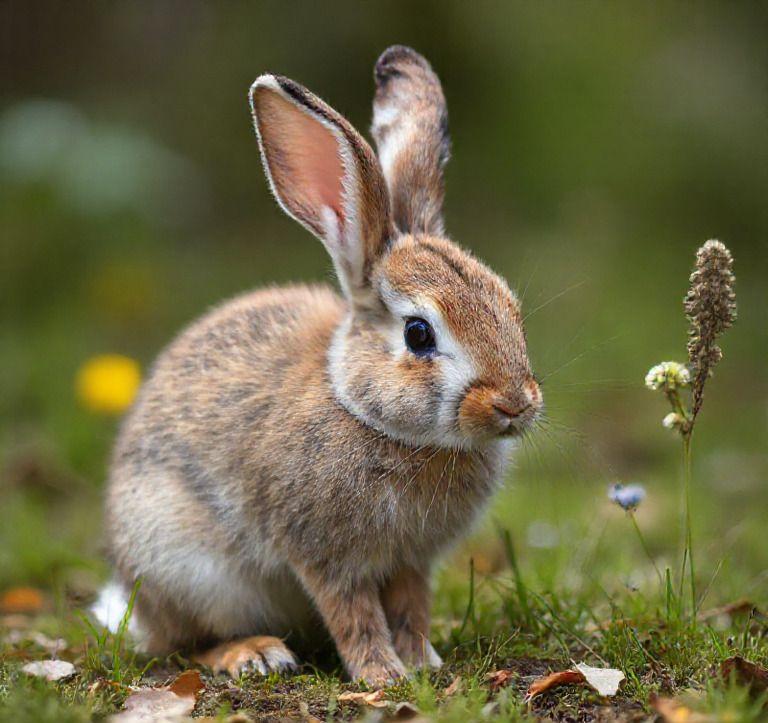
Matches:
[492,398,532,429]
[491,381,541,431]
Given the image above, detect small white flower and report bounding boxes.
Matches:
[662,412,682,429]
[645,361,690,391]
[609,483,646,511]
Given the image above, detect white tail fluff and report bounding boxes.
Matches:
[91,581,131,634]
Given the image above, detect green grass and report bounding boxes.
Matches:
[2,435,767,721]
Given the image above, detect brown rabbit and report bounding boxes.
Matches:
[95,45,542,686]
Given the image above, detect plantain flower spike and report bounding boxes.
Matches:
[684,239,736,420]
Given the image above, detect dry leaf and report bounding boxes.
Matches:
[168,669,204,699]
[486,668,516,692]
[110,669,206,721]
[337,689,388,708]
[525,670,585,701]
[0,587,44,614]
[651,693,714,722]
[22,659,76,681]
[574,663,625,696]
[524,664,624,701]
[444,675,463,696]
[720,656,768,696]
[111,688,195,721]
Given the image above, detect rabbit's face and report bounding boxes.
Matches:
[329,235,542,449]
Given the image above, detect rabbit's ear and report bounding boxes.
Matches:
[371,46,450,237]
[250,75,393,302]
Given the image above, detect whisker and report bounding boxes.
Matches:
[329,431,388,475]
[398,446,442,502]
[522,280,586,323]
[425,450,454,530]
[538,334,623,384]
[517,256,542,307]
[442,449,459,525]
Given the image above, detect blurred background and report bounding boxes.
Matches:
[1,2,766,607]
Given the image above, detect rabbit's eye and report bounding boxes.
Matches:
[404,317,436,356]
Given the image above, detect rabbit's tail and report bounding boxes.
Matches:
[91,580,137,635]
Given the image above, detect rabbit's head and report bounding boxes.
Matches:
[250,46,541,449]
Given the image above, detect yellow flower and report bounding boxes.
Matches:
[76,354,141,414]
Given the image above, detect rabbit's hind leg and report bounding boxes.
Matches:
[194,636,298,678]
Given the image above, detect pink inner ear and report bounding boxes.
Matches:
[255,89,345,232]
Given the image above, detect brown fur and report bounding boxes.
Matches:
[381,566,435,667]
[104,47,542,686]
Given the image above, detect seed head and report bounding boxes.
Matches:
[684,240,736,419]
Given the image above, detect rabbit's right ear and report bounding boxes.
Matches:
[250,75,393,304]
[371,46,450,237]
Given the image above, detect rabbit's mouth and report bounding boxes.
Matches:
[492,401,532,433]
[456,380,542,442]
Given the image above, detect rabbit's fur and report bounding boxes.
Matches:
[101,46,542,685]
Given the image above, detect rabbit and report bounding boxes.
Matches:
[96,45,543,686]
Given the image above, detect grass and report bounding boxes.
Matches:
[1,444,767,722]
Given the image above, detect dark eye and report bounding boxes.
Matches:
[404,317,436,356]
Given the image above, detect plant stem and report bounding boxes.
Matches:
[629,511,663,586]
[682,432,696,625]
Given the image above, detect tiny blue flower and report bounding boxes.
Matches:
[608,483,646,511]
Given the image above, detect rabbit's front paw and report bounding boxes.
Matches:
[195,635,298,678]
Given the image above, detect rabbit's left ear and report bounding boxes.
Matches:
[250,74,393,303]
[371,46,451,237]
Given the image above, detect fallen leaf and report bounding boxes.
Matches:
[524,663,625,702]
[337,689,388,708]
[720,656,768,696]
[22,659,76,681]
[525,669,585,701]
[651,693,714,722]
[110,669,206,721]
[168,669,204,699]
[444,675,463,696]
[110,688,195,721]
[575,662,625,696]
[486,668,516,692]
[0,587,44,614]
